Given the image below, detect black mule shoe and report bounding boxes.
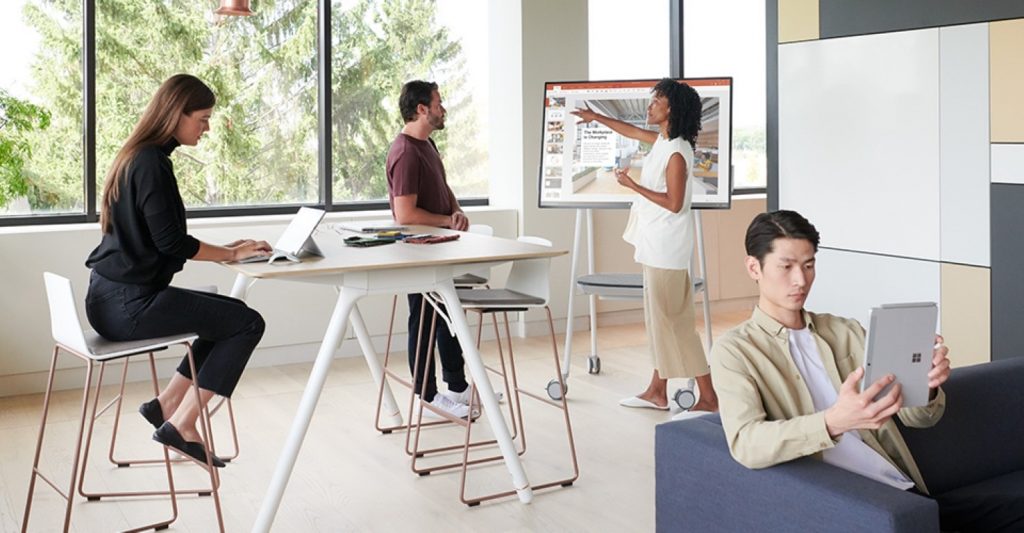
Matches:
[153,422,226,468]
[139,398,164,429]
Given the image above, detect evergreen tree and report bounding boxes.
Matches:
[6,0,485,212]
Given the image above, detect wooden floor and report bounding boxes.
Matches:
[2,306,753,532]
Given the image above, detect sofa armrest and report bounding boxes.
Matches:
[900,357,1024,494]
[656,417,939,533]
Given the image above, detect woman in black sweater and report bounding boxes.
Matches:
[85,74,271,466]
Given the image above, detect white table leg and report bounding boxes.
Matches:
[229,273,254,300]
[350,307,402,425]
[252,287,362,533]
[434,282,534,504]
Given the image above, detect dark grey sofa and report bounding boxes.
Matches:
[655,357,1024,532]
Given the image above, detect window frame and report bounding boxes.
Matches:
[671,0,767,197]
[0,0,488,227]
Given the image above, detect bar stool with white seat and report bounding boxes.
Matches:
[22,273,222,532]
[446,236,580,505]
[373,223,499,434]
[102,285,241,468]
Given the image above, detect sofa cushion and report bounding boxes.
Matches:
[899,357,1024,494]
[655,415,938,532]
[932,470,1024,531]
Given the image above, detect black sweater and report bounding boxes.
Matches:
[86,140,201,288]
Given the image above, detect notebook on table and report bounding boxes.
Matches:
[334,219,408,234]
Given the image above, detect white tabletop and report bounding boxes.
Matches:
[224,225,564,279]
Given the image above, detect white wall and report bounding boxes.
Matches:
[492,0,640,338]
[807,248,941,329]
[779,29,941,261]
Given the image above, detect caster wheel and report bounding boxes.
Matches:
[587,355,601,375]
[674,388,697,410]
[547,379,566,401]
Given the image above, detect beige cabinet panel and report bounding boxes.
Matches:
[940,263,991,367]
[778,0,819,43]
[991,19,1024,142]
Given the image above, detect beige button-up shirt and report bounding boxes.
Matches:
[710,307,946,493]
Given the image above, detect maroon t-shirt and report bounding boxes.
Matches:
[385,133,454,217]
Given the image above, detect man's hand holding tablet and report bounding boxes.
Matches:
[824,302,951,438]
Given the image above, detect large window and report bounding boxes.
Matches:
[330,0,489,203]
[0,0,488,225]
[588,0,670,80]
[683,0,766,191]
[0,0,83,216]
[96,0,319,209]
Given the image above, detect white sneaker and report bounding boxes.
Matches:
[442,387,504,406]
[415,395,478,420]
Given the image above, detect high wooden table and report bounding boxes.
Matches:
[222,226,565,532]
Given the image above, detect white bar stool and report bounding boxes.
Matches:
[373,224,503,434]
[22,273,223,532]
[448,236,580,505]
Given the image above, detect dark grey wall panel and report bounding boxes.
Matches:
[766,0,778,211]
[819,0,1024,39]
[990,183,1024,361]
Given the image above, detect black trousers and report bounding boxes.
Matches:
[407,294,467,402]
[910,486,1024,532]
[85,271,264,398]
[933,490,1024,532]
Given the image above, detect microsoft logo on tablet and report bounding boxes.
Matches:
[912,353,922,363]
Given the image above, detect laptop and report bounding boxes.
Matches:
[237,207,326,264]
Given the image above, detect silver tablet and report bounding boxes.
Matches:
[861,302,937,407]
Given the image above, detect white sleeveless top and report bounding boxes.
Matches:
[622,135,694,270]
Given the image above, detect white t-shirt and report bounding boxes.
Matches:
[787,327,915,490]
[622,135,694,270]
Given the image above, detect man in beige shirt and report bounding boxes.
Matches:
[710,210,1020,531]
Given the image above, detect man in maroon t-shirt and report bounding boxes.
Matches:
[385,80,472,420]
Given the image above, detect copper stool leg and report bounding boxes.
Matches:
[79,353,221,498]
[107,355,240,467]
[459,307,579,506]
[407,301,523,476]
[22,346,61,533]
[183,343,226,533]
[23,346,179,532]
[374,295,452,437]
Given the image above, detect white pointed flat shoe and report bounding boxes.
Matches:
[619,396,670,411]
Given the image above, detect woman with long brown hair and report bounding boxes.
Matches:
[85,74,271,466]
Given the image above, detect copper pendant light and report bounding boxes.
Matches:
[214,0,255,16]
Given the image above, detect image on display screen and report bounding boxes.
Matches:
[537,78,732,209]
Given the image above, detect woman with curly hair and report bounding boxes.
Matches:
[571,79,718,414]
